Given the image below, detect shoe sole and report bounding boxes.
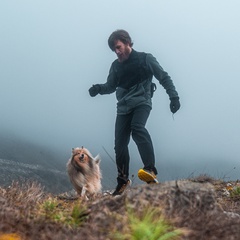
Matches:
[138,169,158,184]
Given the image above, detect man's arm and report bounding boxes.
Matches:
[89,63,118,97]
[146,53,179,98]
[146,53,180,113]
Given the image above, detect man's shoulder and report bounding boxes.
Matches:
[133,50,147,56]
[135,50,155,63]
[111,59,117,65]
[134,49,153,56]
[111,59,119,68]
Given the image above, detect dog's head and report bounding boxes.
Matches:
[71,147,98,172]
[72,146,91,162]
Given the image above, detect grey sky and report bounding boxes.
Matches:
[1,0,240,181]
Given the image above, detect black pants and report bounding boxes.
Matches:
[114,105,157,184]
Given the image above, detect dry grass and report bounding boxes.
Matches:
[0,180,86,240]
[1,177,240,240]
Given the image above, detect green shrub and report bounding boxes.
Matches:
[39,198,87,227]
[113,205,183,240]
[230,186,240,197]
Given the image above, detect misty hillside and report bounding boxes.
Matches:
[0,134,67,169]
[0,134,71,193]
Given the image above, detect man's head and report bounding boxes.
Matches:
[108,29,133,62]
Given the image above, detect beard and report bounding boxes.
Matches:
[117,46,132,62]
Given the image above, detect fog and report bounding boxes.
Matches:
[1,0,240,186]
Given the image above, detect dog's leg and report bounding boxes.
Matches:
[81,186,86,196]
[81,186,89,200]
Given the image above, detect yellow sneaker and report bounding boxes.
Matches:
[138,169,158,184]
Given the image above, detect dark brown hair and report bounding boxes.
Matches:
[108,29,133,51]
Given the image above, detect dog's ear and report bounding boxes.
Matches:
[94,155,101,164]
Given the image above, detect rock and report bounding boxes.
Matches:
[84,180,240,240]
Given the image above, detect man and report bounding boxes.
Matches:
[89,30,180,195]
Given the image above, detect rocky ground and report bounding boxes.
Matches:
[0,175,240,240]
[84,176,240,240]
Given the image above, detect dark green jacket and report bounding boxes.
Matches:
[98,49,179,115]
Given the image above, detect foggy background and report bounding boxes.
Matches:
[1,0,240,190]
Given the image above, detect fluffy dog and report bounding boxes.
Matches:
[67,147,102,198]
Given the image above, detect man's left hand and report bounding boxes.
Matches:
[170,97,180,113]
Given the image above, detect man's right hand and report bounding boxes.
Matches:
[89,84,101,97]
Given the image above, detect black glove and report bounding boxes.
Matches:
[170,97,180,113]
[89,84,101,97]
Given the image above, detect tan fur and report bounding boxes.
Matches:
[66,147,102,198]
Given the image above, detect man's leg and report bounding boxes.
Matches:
[131,105,158,175]
[112,113,132,195]
[114,113,132,182]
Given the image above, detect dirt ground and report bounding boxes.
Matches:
[84,176,240,240]
[1,176,240,240]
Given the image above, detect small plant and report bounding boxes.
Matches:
[70,204,88,226]
[230,186,240,197]
[38,198,88,227]
[42,197,58,217]
[113,205,184,240]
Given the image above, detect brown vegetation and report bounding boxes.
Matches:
[0,176,240,240]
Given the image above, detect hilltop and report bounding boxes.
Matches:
[0,176,240,240]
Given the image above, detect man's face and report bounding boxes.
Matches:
[113,40,132,62]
